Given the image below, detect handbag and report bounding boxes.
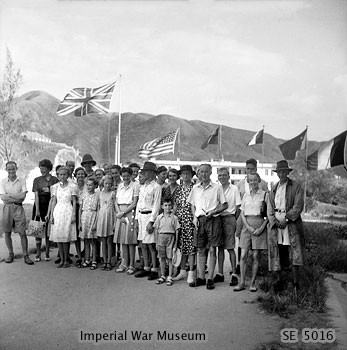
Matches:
[27,219,46,238]
[260,192,267,218]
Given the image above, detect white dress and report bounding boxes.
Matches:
[50,182,77,242]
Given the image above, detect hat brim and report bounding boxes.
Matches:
[81,160,96,167]
[274,167,293,172]
[172,249,182,267]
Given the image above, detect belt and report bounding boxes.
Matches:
[274,209,286,213]
[12,203,22,206]
[139,210,152,214]
[159,232,175,235]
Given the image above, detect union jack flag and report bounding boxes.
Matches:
[57,81,116,117]
[138,129,179,159]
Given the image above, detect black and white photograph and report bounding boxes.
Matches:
[0,0,347,349]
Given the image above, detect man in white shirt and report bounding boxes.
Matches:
[0,161,34,265]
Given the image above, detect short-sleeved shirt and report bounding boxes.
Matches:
[240,189,266,216]
[154,213,180,234]
[237,177,268,199]
[137,180,162,222]
[187,181,226,218]
[32,175,59,205]
[0,177,27,201]
[221,183,241,216]
[116,181,139,205]
[274,182,286,211]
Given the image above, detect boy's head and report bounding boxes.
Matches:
[86,177,98,192]
[161,197,173,213]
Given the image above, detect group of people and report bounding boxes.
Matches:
[0,153,305,291]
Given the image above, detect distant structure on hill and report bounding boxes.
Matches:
[21,131,51,143]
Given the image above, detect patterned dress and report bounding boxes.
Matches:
[174,183,195,255]
[50,183,77,243]
[80,192,99,240]
[96,190,116,238]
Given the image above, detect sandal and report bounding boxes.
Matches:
[116,264,128,273]
[75,259,83,268]
[35,256,41,262]
[126,266,136,275]
[166,277,173,286]
[249,286,258,292]
[101,263,108,270]
[81,261,91,268]
[106,263,112,271]
[233,284,246,292]
[90,261,97,270]
[156,276,166,285]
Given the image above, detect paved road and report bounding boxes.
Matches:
[0,235,280,350]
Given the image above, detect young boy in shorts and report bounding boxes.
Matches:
[154,198,180,286]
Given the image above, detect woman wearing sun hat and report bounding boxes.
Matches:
[81,154,96,177]
[173,165,196,283]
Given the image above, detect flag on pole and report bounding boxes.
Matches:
[307,130,347,170]
[247,129,264,146]
[201,127,220,149]
[138,129,179,159]
[57,81,116,117]
[279,129,307,160]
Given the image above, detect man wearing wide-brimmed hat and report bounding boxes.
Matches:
[267,160,305,291]
[81,154,96,177]
[134,161,162,280]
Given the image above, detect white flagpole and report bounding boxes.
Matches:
[303,125,308,212]
[261,125,265,167]
[219,125,222,161]
[177,126,181,164]
[116,74,122,165]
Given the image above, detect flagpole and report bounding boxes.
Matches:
[261,125,265,167]
[177,126,181,164]
[219,125,222,161]
[116,74,122,165]
[303,125,308,212]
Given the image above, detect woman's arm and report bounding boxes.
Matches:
[34,191,40,217]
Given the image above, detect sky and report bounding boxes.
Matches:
[0,0,346,142]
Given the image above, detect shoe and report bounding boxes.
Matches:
[24,256,34,265]
[81,261,91,268]
[5,253,14,263]
[66,257,73,265]
[249,286,258,292]
[75,259,83,268]
[35,256,41,262]
[57,261,64,268]
[189,278,206,288]
[44,256,51,261]
[55,257,61,264]
[187,271,194,284]
[206,279,215,290]
[116,264,128,273]
[156,276,166,285]
[126,266,136,275]
[166,276,173,286]
[90,261,98,270]
[135,269,150,278]
[63,262,70,268]
[233,284,246,292]
[236,265,240,275]
[213,274,224,283]
[230,275,238,286]
[173,271,187,281]
[148,271,159,280]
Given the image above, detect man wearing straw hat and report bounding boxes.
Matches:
[267,160,305,290]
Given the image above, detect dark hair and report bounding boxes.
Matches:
[55,164,63,173]
[111,164,121,171]
[39,159,53,171]
[95,168,105,176]
[162,196,173,205]
[157,166,168,174]
[121,167,133,175]
[6,161,17,169]
[129,163,140,169]
[246,158,257,167]
[74,167,87,177]
[168,168,180,179]
[87,177,99,187]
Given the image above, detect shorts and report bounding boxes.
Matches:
[196,215,223,248]
[240,216,267,250]
[1,203,26,235]
[138,212,155,244]
[156,233,175,259]
[220,215,236,249]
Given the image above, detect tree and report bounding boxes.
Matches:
[0,48,24,164]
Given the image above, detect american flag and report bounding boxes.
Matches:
[138,129,179,159]
[57,81,116,117]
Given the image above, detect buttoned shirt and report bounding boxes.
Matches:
[0,177,27,204]
[187,181,226,218]
[237,177,268,199]
[154,213,180,234]
[220,183,241,216]
[240,189,266,216]
[274,182,286,211]
[136,180,162,222]
[116,181,139,205]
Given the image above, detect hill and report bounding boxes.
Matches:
[12,90,323,166]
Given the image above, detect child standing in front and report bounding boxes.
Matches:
[154,198,180,286]
[96,175,116,271]
[79,177,99,270]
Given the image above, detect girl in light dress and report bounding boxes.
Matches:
[79,177,99,270]
[50,167,77,268]
[114,167,139,274]
[96,175,116,271]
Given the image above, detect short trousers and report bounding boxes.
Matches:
[138,213,155,244]
[1,204,26,235]
[220,215,236,249]
[156,233,175,259]
[240,216,267,250]
[196,215,223,248]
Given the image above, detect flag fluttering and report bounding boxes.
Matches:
[307,130,347,171]
[201,127,219,149]
[279,129,307,160]
[57,81,116,117]
[247,129,264,146]
[138,129,179,159]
